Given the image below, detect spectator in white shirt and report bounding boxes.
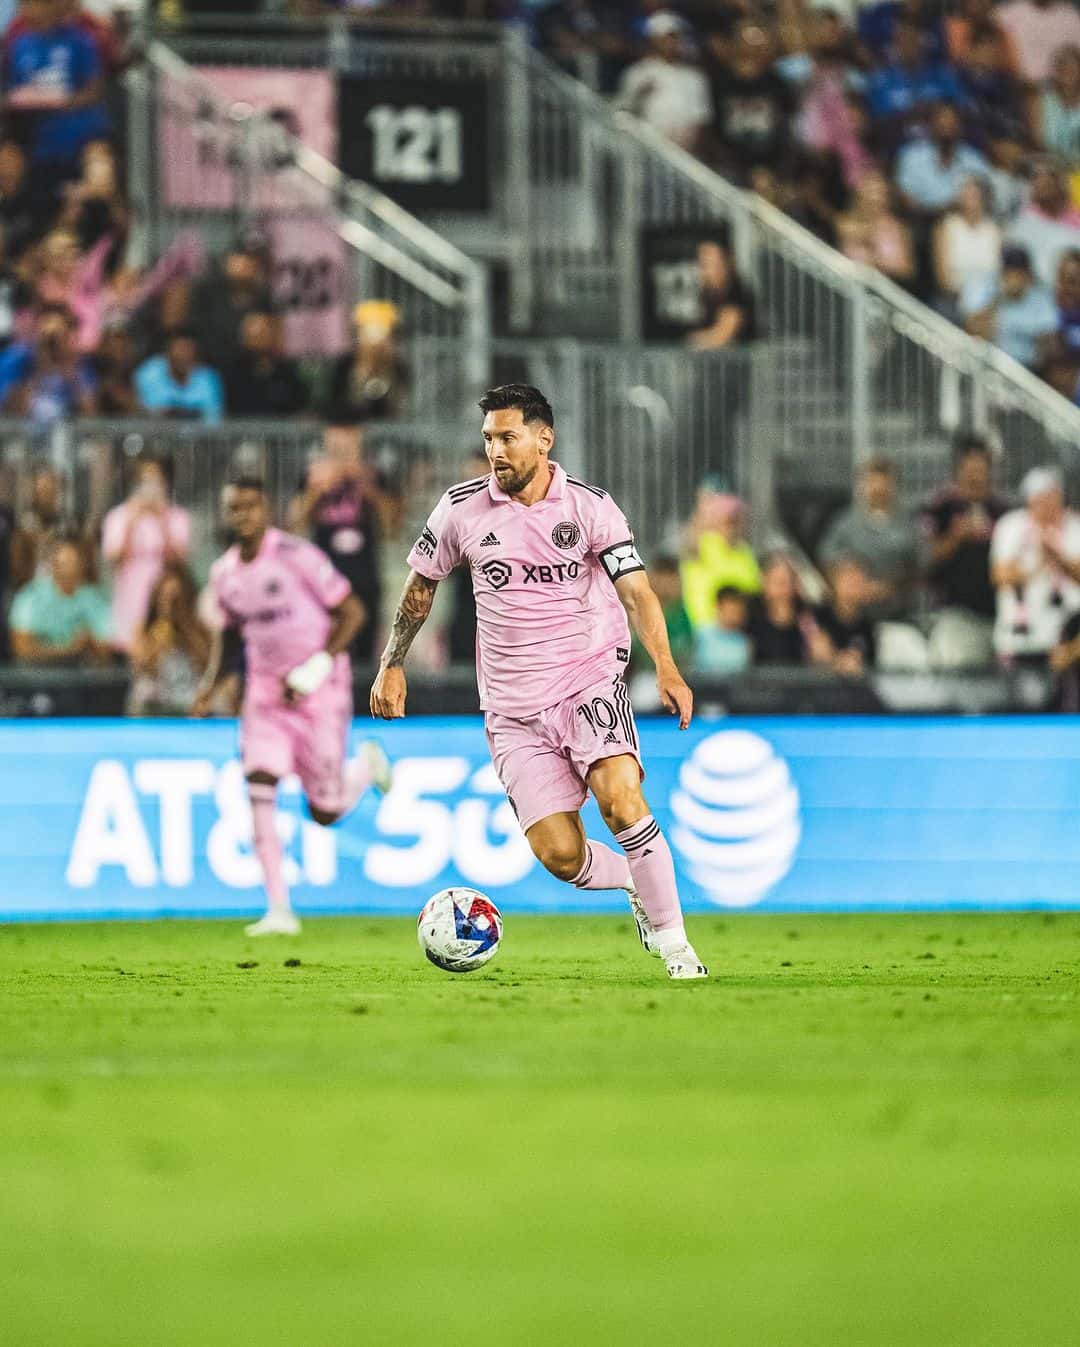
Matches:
[615,11,713,152]
[933,175,1001,317]
[997,0,1080,85]
[1006,159,1080,288]
[991,466,1080,661]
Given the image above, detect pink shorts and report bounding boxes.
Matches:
[485,670,643,834]
[241,674,353,812]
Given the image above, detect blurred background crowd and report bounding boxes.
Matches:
[1,0,1080,716]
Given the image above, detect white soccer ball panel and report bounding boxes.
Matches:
[417,887,503,973]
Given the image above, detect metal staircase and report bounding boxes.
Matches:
[135,22,1080,528]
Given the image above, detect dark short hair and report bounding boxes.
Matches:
[862,455,897,478]
[952,431,991,464]
[478,383,554,429]
[225,473,266,494]
[968,21,1000,44]
[716,585,747,604]
[650,551,681,574]
[1001,244,1032,273]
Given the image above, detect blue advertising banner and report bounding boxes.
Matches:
[0,717,1077,921]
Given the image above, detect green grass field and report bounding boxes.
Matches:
[2,912,1080,1346]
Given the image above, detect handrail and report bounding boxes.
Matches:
[522,39,1080,441]
[621,114,1079,385]
[147,40,483,298]
[154,13,502,40]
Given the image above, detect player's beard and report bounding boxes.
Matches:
[494,461,537,497]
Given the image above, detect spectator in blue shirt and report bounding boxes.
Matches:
[895,102,989,218]
[135,330,224,424]
[10,535,111,666]
[867,20,965,153]
[1053,248,1080,360]
[960,244,1058,368]
[859,0,946,63]
[0,303,97,420]
[956,23,1026,147]
[2,0,110,173]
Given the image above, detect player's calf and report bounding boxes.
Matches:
[525,813,587,882]
[246,773,301,935]
[589,758,708,977]
[305,741,393,829]
[525,810,663,959]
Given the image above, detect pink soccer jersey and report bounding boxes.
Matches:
[407,461,645,718]
[210,527,352,702]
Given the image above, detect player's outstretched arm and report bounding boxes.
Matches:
[192,625,243,718]
[614,570,694,730]
[370,570,439,719]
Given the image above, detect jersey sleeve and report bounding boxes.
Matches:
[206,560,237,630]
[407,493,461,581]
[588,493,646,584]
[291,539,353,609]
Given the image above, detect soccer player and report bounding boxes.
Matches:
[193,477,391,936]
[370,385,707,979]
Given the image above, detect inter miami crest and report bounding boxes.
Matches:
[479,558,512,590]
[264,579,282,596]
[552,521,580,550]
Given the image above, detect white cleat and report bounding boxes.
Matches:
[664,943,709,980]
[360,739,393,795]
[626,884,662,958]
[244,909,302,937]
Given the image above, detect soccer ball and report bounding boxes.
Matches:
[417,888,503,973]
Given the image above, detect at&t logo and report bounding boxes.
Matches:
[669,731,800,908]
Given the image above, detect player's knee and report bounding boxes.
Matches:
[599,786,647,836]
[532,836,586,883]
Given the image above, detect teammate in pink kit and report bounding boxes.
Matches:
[194,477,391,936]
[370,385,707,978]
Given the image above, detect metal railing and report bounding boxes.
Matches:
[512,41,1080,501]
[0,417,463,582]
[145,22,1080,487]
[127,41,490,410]
[435,337,759,551]
[7,336,1076,572]
[0,338,754,567]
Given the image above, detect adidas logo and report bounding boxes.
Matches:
[480,532,500,547]
[603,730,619,744]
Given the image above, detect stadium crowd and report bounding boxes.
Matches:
[0,0,416,707]
[573,0,1080,396]
[602,439,1080,714]
[169,0,1080,396]
[6,420,1080,716]
[2,0,1080,714]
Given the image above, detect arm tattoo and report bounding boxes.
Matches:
[380,572,438,668]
